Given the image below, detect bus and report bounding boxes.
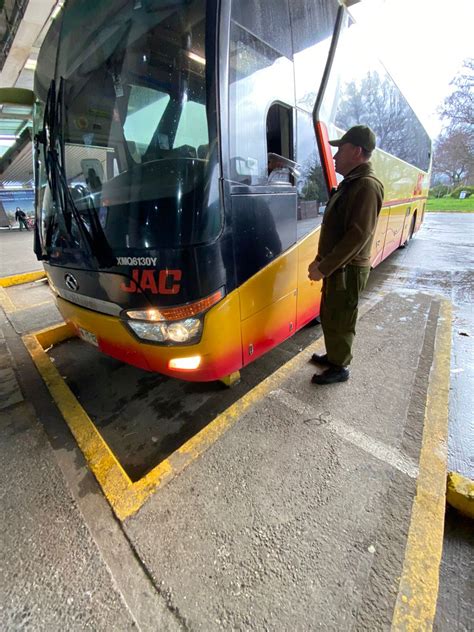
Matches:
[26,0,431,384]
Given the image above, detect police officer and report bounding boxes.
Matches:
[308,125,384,385]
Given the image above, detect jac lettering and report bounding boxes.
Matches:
[120,269,182,294]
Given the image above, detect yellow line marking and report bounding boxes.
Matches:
[0,276,50,313]
[0,270,46,287]
[23,333,132,503]
[0,287,16,313]
[24,295,384,521]
[5,299,55,313]
[446,472,474,520]
[391,300,452,631]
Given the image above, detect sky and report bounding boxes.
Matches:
[351,0,474,138]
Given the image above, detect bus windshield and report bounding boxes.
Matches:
[37,0,220,257]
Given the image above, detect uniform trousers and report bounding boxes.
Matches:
[320,264,370,367]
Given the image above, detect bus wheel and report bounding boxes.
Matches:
[220,371,241,388]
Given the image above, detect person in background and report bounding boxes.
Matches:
[15,207,29,231]
[308,125,384,385]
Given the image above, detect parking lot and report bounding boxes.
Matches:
[0,214,472,631]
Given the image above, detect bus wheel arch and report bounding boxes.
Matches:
[409,211,417,239]
[400,210,417,248]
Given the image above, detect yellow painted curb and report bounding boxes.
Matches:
[0,271,46,287]
[446,472,474,519]
[24,295,384,521]
[34,322,77,349]
[391,300,452,632]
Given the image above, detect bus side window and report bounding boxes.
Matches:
[266,103,294,185]
[295,109,328,239]
[231,0,292,59]
[290,0,340,113]
[228,0,294,185]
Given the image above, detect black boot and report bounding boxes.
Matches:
[310,353,332,367]
[311,366,350,385]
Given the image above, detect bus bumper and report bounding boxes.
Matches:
[54,294,243,382]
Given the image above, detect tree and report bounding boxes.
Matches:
[439,58,473,129]
[300,159,326,201]
[433,58,474,186]
[433,128,474,187]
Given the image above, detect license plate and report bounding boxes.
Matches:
[77,327,98,347]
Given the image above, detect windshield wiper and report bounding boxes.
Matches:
[40,78,117,268]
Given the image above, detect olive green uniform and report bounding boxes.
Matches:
[316,162,384,367]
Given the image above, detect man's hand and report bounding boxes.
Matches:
[308,260,324,282]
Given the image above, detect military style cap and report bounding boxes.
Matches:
[329,125,376,152]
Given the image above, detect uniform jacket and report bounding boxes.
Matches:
[316,162,384,277]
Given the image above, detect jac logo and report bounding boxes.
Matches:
[120,269,182,295]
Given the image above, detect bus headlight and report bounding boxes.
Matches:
[124,288,224,345]
[167,319,201,342]
[127,317,202,344]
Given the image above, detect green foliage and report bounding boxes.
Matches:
[429,184,450,198]
[426,198,474,211]
[450,185,474,198]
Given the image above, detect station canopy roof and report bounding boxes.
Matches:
[0,0,59,188]
[0,87,34,187]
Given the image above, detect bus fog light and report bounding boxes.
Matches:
[128,321,167,342]
[168,356,202,370]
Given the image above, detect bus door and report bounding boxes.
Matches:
[230,102,298,364]
[225,1,298,364]
[233,186,298,365]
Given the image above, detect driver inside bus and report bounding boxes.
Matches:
[267,153,291,184]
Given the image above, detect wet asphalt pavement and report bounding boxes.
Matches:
[367,213,473,480]
[365,214,473,632]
